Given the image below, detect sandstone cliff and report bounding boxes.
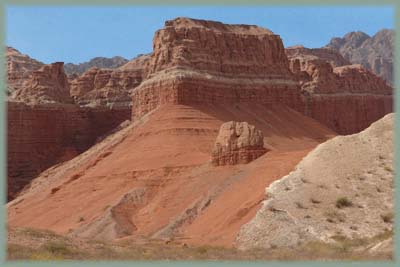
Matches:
[325,29,393,85]
[70,54,149,107]
[7,102,131,200]
[10,62,73,104]
[6,46,44,95]
[287,46,392,134]
[237,113,394,253]
[132,17,392,135]
[132,17,303,119]
[6,54,133,199]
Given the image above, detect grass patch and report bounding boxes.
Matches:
[18,227,60,239]
[7,227,393,261]
[324,210,346,223]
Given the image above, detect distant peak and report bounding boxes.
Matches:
[286,45,306,49]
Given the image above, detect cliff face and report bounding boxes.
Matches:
[325,29,393,86]
[6,54,135,200]
[132,17,303,119]
[7,102,131,200]
[287,49,392,134]
[10,62,73,104]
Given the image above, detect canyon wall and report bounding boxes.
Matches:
[6,52,135,200]
[7,102,131,200]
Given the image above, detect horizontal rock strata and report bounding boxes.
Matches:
[132,17,304,119]
[132,17,392,136]
[212,121,267,166]
[7,102,131,200]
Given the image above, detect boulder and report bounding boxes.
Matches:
[212,121,267,166]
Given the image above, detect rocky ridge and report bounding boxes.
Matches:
[69,55,150,107]
[285,46,351,68]
[64,56,129,76]
[325,29,393,85]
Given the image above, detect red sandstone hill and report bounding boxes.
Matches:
[7,103,335,247]
[7,17,393,251]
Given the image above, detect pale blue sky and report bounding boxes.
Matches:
[6,6,394,64]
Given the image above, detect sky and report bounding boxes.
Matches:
[6,6,394,64]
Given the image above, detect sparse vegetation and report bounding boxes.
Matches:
[310,198,321,204]
[41,241,75,256]
[295,201,306,209]
[301,177,309,183]
[381,212,394,223]
[384,166,394,173]
[336,197,353,209]
[7,227,393,261]
[324,210,346,223]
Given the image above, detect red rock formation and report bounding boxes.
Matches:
[6,46,44,94]
[285,45,351,68]
[118,54,151,71]
[286,46,393,134]
[70,67,144,107]
[7,102,131,200]
[6,52,138,200]
[11,62,73,104]
[211,121,267,166]
[132,17,304,119]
